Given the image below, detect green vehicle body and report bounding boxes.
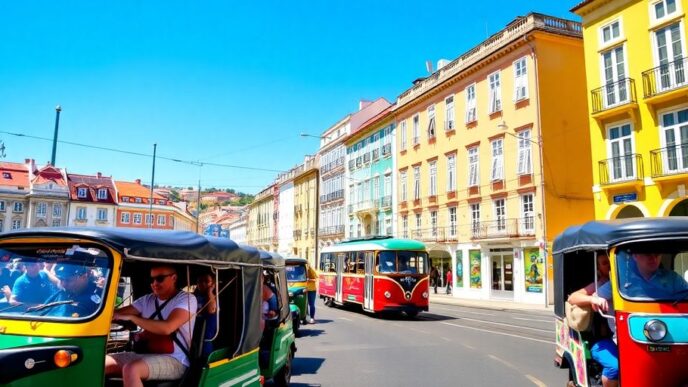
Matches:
[285,257,309,334]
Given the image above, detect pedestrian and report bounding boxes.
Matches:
[306,263,318,324]
[430,266,439,294]
[446,269,453,295]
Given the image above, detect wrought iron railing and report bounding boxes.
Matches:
[650,145,688,177]
[320,189,344,203]
[598,154,644,185]
[318,225,345,236]
[642,56,688,98]
[591,78,636,113]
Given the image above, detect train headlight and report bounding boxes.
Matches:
[422,292,429,299]
[405,291,412,300]
[643,319,667,342]
[384,291,391,299]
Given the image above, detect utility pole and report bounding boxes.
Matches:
[195,179,201,234]
[51,105,61,165]
[148,143,157,229]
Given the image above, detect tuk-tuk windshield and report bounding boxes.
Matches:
[0,244,111,321]
[378,251,428,274]
[616,245,688,301]
[286,265,307,282]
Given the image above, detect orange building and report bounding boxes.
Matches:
[115,179,195,231]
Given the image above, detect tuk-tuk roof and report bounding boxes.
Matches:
[0,227,261,266]
[284,257,308,265]
[259,250,286,268]
[552,217,688,255]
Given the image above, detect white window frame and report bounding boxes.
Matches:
[606,121,636,182]
[517,130,533,175]
[157,214,166,226]
[427,105,436,139]
[415,213,422,233]
[121,212,131,224]
[513,57,528,101]
[599,19,623,48]
[430,211,438,236]
[36,202,47,218]
[651,21,687,93]
[13,202,24,213]
[400,170,407,201]
[77,187,88,198]
[658,106,688,174]
[493,199,506,232]
[470,203,480,235]
[521,194,535,233]
[97,208,108,221]
[11,219,21,230]
[446,154,456,192]
[449,207,457,237]
[650,0,680,25]
[76,207,87,220]
[402,215,408,238]
[429,161,437,196]
[465,84,477,123]
[491,139,504,181]
[412,114,420,145]
[468,147,479,187]
[400,120,407,150]
[133,213,142,224]
[97,188,108,200]
[445,95,455,130]
[413,166,421,200]
[488,71,502,114]
[52,219,61,227]
[599,45,629,109]
[52,203,62,217]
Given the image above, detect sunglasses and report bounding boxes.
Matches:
[150,273,174,283]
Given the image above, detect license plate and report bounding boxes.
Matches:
[647,345,671,352]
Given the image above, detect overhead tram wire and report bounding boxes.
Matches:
[0,130,285,173]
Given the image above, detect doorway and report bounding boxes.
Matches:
[490,251,514,299]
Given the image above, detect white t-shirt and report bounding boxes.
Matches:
[133,291,197,366]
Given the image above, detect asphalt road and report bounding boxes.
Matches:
[287,300,567,387]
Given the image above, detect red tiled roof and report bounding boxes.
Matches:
[0,162,29,187]
[67,173,117,203]
[570,0,596,12]
[32,165,67,186]
[115,180,167,203]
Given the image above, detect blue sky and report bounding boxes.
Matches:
[0,1,579,195]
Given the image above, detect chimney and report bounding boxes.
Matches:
[135,179,141,185]
[97,172,102,178]
[359,99,372,111]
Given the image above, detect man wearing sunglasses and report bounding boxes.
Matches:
[105,265,197,386]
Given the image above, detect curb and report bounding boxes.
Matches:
[429,296,554,314]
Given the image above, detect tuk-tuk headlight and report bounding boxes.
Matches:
[643,319,667,342]
[384,291,391,299]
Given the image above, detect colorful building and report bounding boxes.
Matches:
[115,179,195,231]
[572,0,688,219]
[228,215,247,245]
[27,161,69,228]
[247,184,277,251]
[0,161,30,231]
[293,155,319,266]
[66,172,118,227]
[276,167,296,257]
[345,106,396,238]
[394,13,593,304]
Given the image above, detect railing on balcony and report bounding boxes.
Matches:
[318,225,345,236]
[598,154,644,185]
[471,218,536,239]
[363,153,371,164]
[409,227,460,242]
[320,157,345,174]
[591,78,636,113]
[642,56,688,98]
[372,149,379,160]
[350,200,378,213]
[320,189,345,204]
[381,143,391,156]
[650,144,688,177]
[379,195,392,208]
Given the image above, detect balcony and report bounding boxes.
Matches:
[363,153,371,164]
[598,154,644,189]
[320,189,344,204]
[650,145,688,183]
[319,225,345,237]
[379,195,392,208]
[321,157,345,174]
[381,143,391,156]
[642,57,688,102]
[409,227,459,242]
[352,200,378,214]
[372,149,379,160]
[471,218,536,240]
[591,78,637,119]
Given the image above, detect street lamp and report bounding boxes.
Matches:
[498,121,549,306]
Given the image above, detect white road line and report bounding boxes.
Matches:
[339,317,353,321]
[525,374,547,387]
[488,354,517,370]
[440,321,554,345]
[512,317,553,323]
[441,337,452,342]
[431,306,496,316]
[462,343,475,349]
[457,316,550,333]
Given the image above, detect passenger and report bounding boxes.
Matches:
[194,272,217,357]
[306,264,318,324]
[261,283,278,331]
[105,265,197,386]
[10,260,56,305]
[44,264,102,317]
[621,252,688,298]
[568,254,617,387]
[0,261,20,302]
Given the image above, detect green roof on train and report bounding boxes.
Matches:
[336,237,426,250]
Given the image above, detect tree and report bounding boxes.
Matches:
[169,189,181,202]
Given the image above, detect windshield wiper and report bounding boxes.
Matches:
[0,302,24,313]
[672,288,688,305]
[24,300,75,313]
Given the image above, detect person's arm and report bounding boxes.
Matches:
[114,304,140,316]
[116,307,192,335]
[9,280,25,305]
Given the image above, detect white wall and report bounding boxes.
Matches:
[278,182,294,256]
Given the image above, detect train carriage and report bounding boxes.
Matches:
[318,236,429,317]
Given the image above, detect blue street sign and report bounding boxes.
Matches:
[613,192,637,203]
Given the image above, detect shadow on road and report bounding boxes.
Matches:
[296,328,325,338]
[292,356,325,377]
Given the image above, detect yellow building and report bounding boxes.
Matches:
[293,155,320,266]
[573,0,688,219]
[395,13,593,304]
[247,184,277,252]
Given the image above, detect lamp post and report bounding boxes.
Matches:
[498,121,549,306]
[51,105,61,166]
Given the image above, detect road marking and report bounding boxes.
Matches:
[462,343,475,350]
[488,354,517,369]
[432,306,496,316]
[441,337,452,342]
[456,316,549,333]
[440,321,554,345]
[512,317,553,323]
[339,317,353,321]
[525,374,547,387]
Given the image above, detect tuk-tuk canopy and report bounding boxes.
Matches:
[0,227,261,266]
[284,257,308,265]
[552,217,688,255]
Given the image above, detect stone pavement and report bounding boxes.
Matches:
[429,291,554,314]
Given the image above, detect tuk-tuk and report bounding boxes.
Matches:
[553,218,688,386]
[284,257,308,334]
[0,227,295,386]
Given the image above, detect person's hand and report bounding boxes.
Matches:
[591,294,609,312]
[113,312,132,321]
[1,285,10,299]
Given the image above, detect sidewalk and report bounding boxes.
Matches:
[429,291,554,313]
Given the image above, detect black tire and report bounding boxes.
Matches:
[273,348,293,387]
[292,317,300,336]
[325,297,335,307]
[405,310,419,318]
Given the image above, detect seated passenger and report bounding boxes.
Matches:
[0,260,20,302]
[261,283,278,331]
[10,260,56,305]
[194,272,217,357]
[105,265,197,385]
[621,251,688,299]
[43,264,103,317]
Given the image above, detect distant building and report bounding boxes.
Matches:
[115,179,196,231]
[66,172,117,227]
[228,216,247,245]
[0,161,30,231]
[27,161,70,228]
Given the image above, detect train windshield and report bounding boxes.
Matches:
[378,251,428,274]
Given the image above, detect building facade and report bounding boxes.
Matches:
[247,184,276,251]
[346,106,396,238]
[228,215,248,245]
[27,162,69,228]
[395,13,593,304]
[115,179,193,231]
[293,155,319,266]
[573,0,688,219]
[277,169,296,257]
[0,161,30,232]
[66,172,118,227]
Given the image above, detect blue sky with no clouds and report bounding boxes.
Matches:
[0,1,580,194]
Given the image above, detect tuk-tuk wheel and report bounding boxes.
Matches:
[273,348,293,387]
[292,317,300,336]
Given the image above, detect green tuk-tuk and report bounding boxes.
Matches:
[284,257,308,334]
[0,228,295,386]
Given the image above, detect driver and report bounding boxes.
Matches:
[43,264,102,317]
[621,252,688,298]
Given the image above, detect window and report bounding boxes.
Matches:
[97,208,108,221]
[430,211,438,236]
[402,215,408,238]
[11,219,21,230]
[446,154,456,192]
[133,213,142,224]
[415,213,422,237]
[470,203,480,235]
[384,174,391,199]
[2,172,10,179]
[97,188,108,200]
[135,198,142,203]
[429,161,437,196]
[521,194,534,233]
[449,207,457,237]
[400,120,407,150]
[77,187,88,198]
[517,130,533,175]
[52,219,61,227]
[145,214,153,225]
[121,196,129,202]
[53,203,62,217]
[157,215,166,226]
[607,123,635,181]
[600,20,621,44]
[489,72,502,114]
[13,202,23,213]
[76,207,87,220]
[36,202,47,218]
[654,23,685,92]
[445,96,455,130]
[494,199,506,231]
[513,57,528,101]
[427,105,436,139]
[412,115,420,145]
[660,108,688,173]
[121,212,131,224]
[491,139,504,181]
[601,46,628,108]
[400,170,407,201]
[413,166,421,200]
[465,84,477,123]
[0,201,5,211]
[653,0,677,21]
[468,147,479,187]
